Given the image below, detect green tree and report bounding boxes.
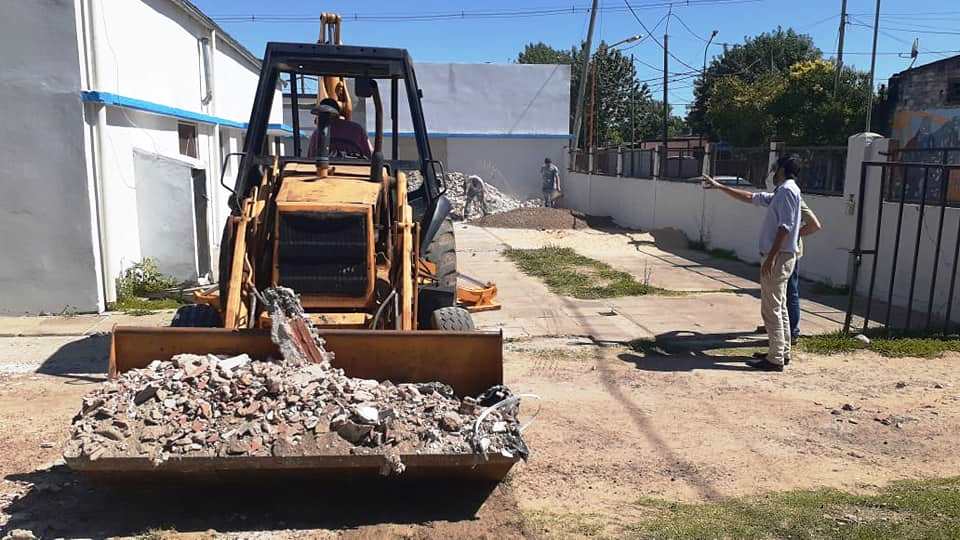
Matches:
[689,27,821,138]
[518,41,682,146]
[517,42,574,65]
[769,59,869,145]
[705,58,870,146]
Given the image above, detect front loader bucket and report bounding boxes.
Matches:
[68,326,515,482]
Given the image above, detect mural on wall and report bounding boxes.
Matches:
[892,108,960,151]
[891,109,960,201]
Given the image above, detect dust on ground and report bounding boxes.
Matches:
[3,336,959,538]
[471,207,590,230]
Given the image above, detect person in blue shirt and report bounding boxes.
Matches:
[701,156,803,371]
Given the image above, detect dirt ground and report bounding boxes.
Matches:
[2,336,959,538]
[471,207,591,230]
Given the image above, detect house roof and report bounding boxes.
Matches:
[892,53,960,79]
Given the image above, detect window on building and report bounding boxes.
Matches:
[947,79,960,105]
[178,122,198,158]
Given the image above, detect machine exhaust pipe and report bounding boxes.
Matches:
[312,99,340,178]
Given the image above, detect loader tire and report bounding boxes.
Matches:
[171,304,222,328]
[424,217,458,292]
[429,306,475,331]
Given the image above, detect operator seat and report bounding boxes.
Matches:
[307,99,372,159]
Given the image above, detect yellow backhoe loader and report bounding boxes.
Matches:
[78,14,513,481]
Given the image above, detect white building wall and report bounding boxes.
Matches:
[0,0,101,314]
[361,62,571,198]
[89,0,207,113]
[446,137,567,199]
[562,134,960,322]
[85,0,283,300]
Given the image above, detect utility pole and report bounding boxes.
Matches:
[631,53,636,146]
[571,0,599,154]
[835,0,848,92]
[662,33,669,172]
[865,0,881,132]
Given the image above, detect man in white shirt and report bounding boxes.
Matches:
[702,156,803,371]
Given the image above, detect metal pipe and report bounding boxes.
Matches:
[289,73,301,157]
[845,162,869,333]
[863,164,887,332]
[926,166,950,330]
[370,289,397,329]
[944,193,960,333]
[885,165,909,332]
[391,78,399,161]
[905,167,930,330]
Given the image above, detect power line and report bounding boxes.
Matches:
[212,0,763,24]
[623,0,702,71]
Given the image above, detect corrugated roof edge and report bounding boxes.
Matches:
[169,0,262,72]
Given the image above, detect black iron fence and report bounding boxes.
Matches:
[623,147,656,178]
[885,147,960,204]
[593,147,618,176]
[785,146,847,195]
[661,147,704,180]
[709,146,769,187]
[845,160,960,334]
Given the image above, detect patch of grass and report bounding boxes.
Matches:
[687,240,707,251]
[708,248,740,261]
[528,477,960,539]
[503,246,679,299]
[686,240,742,262]
[108,296,182,316]
[798,330,960,358]
[810,280,851,296]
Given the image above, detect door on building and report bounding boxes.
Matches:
[133,150,210,282]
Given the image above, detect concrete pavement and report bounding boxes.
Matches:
[458,223,847,342]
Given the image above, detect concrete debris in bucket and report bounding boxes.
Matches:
[64,288,528,474]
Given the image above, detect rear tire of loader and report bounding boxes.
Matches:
[171,304,222,328]
[430,306,475,331]
[424,217,458,293]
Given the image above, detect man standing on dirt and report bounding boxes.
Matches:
[463,174,487,219]
[701,156,802,371]
[755,200,822,348]
[541,157,561,208]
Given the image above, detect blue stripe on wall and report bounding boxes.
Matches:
[81,91,571,139]
[80,91,295,133]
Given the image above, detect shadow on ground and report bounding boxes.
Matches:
[35,334,109,383]
[619,330,764,372]
[3,464,519,538]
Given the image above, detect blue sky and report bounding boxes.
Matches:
[195,0,960,115]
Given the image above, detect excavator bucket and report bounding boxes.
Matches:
[68,326,516,483]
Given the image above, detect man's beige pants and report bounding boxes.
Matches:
[761,252,797,366]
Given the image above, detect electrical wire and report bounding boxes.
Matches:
[211,0,763,23]
[623,0,702,72]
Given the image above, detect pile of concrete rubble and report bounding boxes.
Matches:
[408,171,541,220]
[64,288,528,474]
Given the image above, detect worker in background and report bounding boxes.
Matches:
[701,155,803,372]
[755,200,822,351]
[541,157,561,208]
[464,174,487,219]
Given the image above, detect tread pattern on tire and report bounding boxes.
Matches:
[430,306,475,331]
[170,304,222,328]
[424,218,457,291]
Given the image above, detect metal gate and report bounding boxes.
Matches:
[844,160,960,334]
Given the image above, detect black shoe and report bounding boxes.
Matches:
[746,359,784,372]
[755,325,766,334]
[751,351,790,365]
